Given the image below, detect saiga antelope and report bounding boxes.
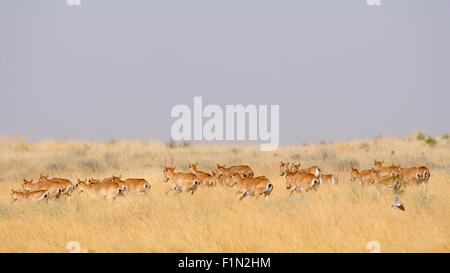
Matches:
[22,179,62,200]
[11,190,49,202]
[39,175,74,199]
[372,161,401,178]
[189,162,216,187]
[350,167,374,186]
[163,158,198,195]
[216,164,254,178]
[229,173,273,200]
[75,180,123,200]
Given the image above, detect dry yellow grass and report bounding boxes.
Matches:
[0,136,449,253]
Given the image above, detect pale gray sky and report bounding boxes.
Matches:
[0,0,449,145]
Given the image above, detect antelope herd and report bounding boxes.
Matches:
[10,158,430,203]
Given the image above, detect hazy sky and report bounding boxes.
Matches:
[0,0,449,145]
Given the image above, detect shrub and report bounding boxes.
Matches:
[46,162,67,172]
[336,158,359,171]
[182,142,191,148]
[104,152,119,168]
[106,138,119,145]
[359,142,370,152]
[165,140,191,149]
[317,148,336,161]
[442,134,449,140]
[425,137,437,147]
[416,132,425,141]
[165,140,176,149]
[79,159,103,173]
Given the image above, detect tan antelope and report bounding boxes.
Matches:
[398,167,422,186]
[216,164,254,178]
[22,179,62,200]
[375,175,401,188]
[290,163,321,178]
[416,166,431,184]
[101,175,122,183]
[163,158,198,195]
[283,168,320,195]
[319,173,339,186]
[188,162,216,187]
[11,190,49,202]
[75,180,123,200]
[372,161,401,178]
[371,170,403,193]
[350,167,374,186]
[213,171,233,187]
[280,163,320,194]
[88,178,101,184]
[122,178,151,195]
[229,173,273,200]
[279,161,291,177]
[91,176,128,192]
[39,175,74,199]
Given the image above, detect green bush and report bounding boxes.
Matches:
[416,132,425,141]
[425,137,437,147]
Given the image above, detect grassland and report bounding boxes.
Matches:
[0,136,449,253]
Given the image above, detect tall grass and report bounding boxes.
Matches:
[0,136,449,252]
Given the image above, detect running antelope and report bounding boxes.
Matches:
[189,162,216,187]
[279,161,291,177]
[213,172,233,186]
[22,179,62,200]
[229,173,273,200]
[216,164,254,178]
[90,176,128,192]
[280,163,320,194]
[290,163,321,178]
[319,173,339,185]
[101,175,122,183]
[398,167,423,186]
[283,169,320,195]
[75,180,123,200]
[162,159,199,195]
[122,178,151,195]
[350,167,374,186]
[39,175,74,199]
[372,161,401,178]
[11,190,49,202]
[416,166,431,184]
